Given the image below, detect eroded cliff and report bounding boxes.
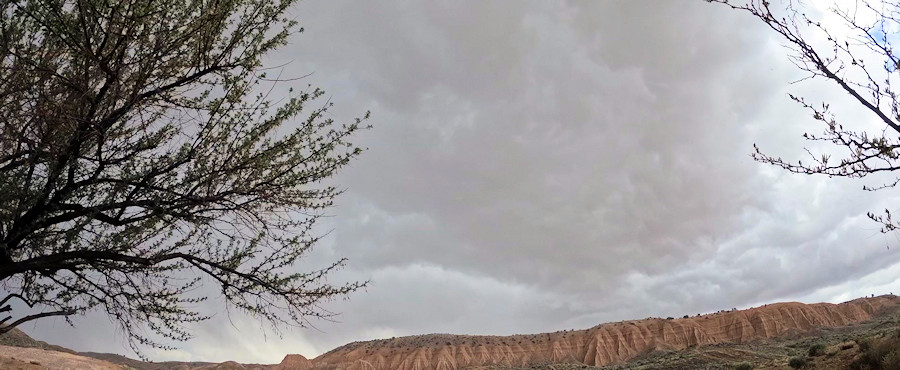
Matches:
[298,295,898,369]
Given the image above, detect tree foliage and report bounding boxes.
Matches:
[711,0,900,234]
[0,0,369,355]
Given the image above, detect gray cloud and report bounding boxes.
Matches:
[19,0,900,364]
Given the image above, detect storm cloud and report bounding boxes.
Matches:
[20,0,900,364]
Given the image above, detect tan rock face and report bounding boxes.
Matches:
[278,354,313,370]
[199,361,248,369]
[308,296,899,370]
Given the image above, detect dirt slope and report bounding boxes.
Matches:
[277,355,313,369]
[304,296,899,369]
[0,344,125,369]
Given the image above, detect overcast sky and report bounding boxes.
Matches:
[20,0,900,364]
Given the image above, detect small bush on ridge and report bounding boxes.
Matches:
[788,356,805,369]
[808,343,826,357]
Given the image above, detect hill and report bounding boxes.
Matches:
[2,295,899,369]
[307,295,899,369]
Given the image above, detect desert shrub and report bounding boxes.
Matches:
[882,348,900,370]
[851,334,900,370]
[841,342,856,351]
[788,356,805,369]
[858,337,874,352]
[732,362,754,370]
[808,343,826,357]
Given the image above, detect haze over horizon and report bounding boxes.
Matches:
[20,0,900,364]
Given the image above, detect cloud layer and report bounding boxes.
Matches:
[21,0,900,364]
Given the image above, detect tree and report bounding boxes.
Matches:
[0,0,369,355]
[711,0,900,234]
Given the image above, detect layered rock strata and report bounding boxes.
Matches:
[300,296,898,369]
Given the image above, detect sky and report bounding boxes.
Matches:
[19,0,900,364]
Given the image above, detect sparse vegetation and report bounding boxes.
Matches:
[850,330,900,370]
[858,337,873,352]
[732,362,753,370]
[885,349,900,370]
[788,356,805,369]
[808,343,826,357]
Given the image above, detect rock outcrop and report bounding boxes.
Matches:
[303,296,899,370]
[278,354,313,370]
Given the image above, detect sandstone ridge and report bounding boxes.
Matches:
[305,295,899,369]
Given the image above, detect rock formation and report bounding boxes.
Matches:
[278,354,313,370]
[301,296,898,369]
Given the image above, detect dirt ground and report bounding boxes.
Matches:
[0,345,124,369]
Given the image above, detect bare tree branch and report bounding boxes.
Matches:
[711,0,900,238]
